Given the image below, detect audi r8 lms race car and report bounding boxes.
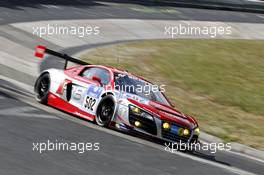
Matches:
[34,45,200,145]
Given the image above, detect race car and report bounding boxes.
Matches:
[34,45,200,144]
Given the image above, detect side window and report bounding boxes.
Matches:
[81,67,110,85]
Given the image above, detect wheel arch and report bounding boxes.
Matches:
[101,92,114,98]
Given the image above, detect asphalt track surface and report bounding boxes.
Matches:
[0,0,264,24]
[0,1,264,175]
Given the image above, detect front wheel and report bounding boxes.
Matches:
[95,95,115,127]
[34,73,50,104]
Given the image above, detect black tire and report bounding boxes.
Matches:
[95,95,115,127]
[34,73,50,104]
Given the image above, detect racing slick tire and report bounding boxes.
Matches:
[95,95,115,127]
[34,73,50,104]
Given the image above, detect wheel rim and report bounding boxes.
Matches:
[38,76,50,98]
[98,101,114,124]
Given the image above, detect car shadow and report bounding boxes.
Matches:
[115,128,231,166]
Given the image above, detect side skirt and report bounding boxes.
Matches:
[47,92,95,121]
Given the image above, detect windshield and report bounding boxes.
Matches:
[114,73,170,106]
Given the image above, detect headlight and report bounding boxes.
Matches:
[131,106,140,114]
[162,122,170,130]
[194,127,200,135]
[134,121,141,127]
[183,129,190,136]
[179,128,190,136]
[129,105,154,121]
[141,112,154,121]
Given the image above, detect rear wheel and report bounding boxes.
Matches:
[34,73,50,104]
[95,95,115,127]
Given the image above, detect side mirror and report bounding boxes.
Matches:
[92,76,102,86]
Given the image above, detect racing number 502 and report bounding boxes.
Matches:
[85,96,96,111]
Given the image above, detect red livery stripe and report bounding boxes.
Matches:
[47,92,95,121]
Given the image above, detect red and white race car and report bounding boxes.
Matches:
[34,45,200,144]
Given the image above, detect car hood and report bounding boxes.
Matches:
[128,98,197,129]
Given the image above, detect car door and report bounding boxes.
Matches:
[71,67,111,116]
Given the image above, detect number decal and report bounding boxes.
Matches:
[84,96,96,111]
[84,85,102,113]
[87,86,102,98]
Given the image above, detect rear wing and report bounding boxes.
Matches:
[35,45,90,69]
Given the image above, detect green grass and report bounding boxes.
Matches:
[80,39,264,149]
